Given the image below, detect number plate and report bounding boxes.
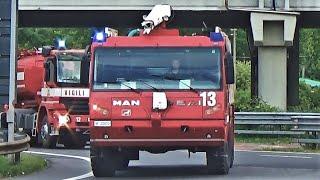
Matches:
[94,121,111,127]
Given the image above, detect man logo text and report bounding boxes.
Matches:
[113,100,140,106]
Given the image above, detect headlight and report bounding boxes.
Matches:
[92,104,109,115]
[58,115,70,126]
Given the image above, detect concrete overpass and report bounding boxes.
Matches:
[17,0,320,27]
[14,0,320,110]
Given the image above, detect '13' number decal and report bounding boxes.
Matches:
[200,92,217,106]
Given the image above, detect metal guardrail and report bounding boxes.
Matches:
[235,112,320,146]
[0,132,30,155]
[292,116,320,145]
[292,116,320,131]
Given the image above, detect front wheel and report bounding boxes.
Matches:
[90,147,117,177]
[39,115,57,149]
[119,158,129,170]
[206,143,230,175]
[61,133,86,149]
[229,139,234,168]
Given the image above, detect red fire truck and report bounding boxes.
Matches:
[88,5,235,176]
[6,43,91,148]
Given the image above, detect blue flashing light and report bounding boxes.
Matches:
[54,38,67,50]
[210,32,224,42]
[93,31,107,43]
[58,40,66,48]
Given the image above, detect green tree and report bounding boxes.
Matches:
[300,29,320,80]
[18,28,91,50]
[236,29,250,60]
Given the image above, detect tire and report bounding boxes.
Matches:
[29,135,39,147]
[39,115,57,149]
[229,141,234,168]
[206,143,230,175]
[229,129,235,168]
[90,147,116,177]
[118,158,129,170]
[62,134,86,149]
[64,141,86,149]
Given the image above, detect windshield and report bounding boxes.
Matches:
[57,53,82,84]
[93,47,221,90]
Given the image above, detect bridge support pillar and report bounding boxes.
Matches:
[250,12,297,110]
[287,25,300,106]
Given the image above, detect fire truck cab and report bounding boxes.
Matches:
[89,5,235,176]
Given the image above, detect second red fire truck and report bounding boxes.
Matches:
[11,42,91,148]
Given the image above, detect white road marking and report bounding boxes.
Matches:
[24,151,93,180]
[64,172,94,180]
[236,149,320,155]
[260,154,312,159]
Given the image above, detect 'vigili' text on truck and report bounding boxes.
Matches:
[88,5,235,176]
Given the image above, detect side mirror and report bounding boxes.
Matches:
[42,46,52,57]
[44,61,50,82]
[80,60,90,85]
[83,45,91,61]
[80,45,91,85]
[225,52,235,84]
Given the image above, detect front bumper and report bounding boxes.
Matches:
[90,120,227,147]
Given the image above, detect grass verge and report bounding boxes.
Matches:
[0,153,47,178]
[235,135,292,145]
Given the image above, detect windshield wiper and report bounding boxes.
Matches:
[103,81,140,94]
[151,75,198,93]
[61,78,78,81]
[134,79,160,92]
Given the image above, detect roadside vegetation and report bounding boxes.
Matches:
[235,135,292,145]
[235,60,320,112]
[0,154,47,178]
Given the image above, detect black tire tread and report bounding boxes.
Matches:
[90,147,116,177]
[206,145,230,175]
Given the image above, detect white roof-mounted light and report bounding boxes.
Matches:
[141,4,172,34]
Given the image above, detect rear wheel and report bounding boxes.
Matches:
[39,115,57,149]
[206,143,230,175]
[28,131,39,147]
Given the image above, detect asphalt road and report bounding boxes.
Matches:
[15,148,320,180]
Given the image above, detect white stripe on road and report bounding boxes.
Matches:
[236,149,320,155]
[24,151,93,180]
[260,154,312,159]
[64,172,94,180]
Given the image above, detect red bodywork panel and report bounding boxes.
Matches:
[89,28,231,148]
[17,54,44,107]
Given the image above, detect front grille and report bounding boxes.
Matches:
[60,98,89,115]
[76,122,89,127]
